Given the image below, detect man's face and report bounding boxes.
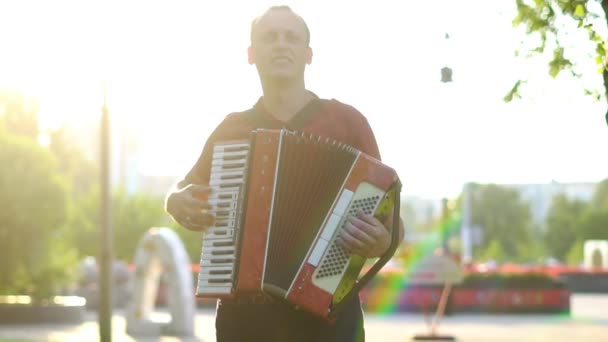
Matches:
[248,10,312,82]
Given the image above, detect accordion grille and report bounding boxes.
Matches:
[263,132,358,292]
[315,195,381,279]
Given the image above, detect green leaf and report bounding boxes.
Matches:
[595,56,604,65]
[574,4,585,17]
[596,42,606,56]
[549,64,560,78]
[503,80,523,102]
[592,33,604,43]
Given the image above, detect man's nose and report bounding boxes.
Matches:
[272,34,290,49]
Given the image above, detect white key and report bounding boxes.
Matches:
[209,170,245,180]
[209,200,237,211]
[203,238,235,248]
[198,270,233,281]
[200,254,235,266]
[209,178,245,188]
[198,270,234,282]
[208,190,239,201]
[203,229,234,241]
[196,283,233,294]
[199,265,234,275]
[213,143,249,153]
[212,151,249,161]
[211,157,247,166]
[211,165,246,174]
[204,245,236,256]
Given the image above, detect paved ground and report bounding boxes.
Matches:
[1,294,607,342]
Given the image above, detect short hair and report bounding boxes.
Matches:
[250,6,310,46]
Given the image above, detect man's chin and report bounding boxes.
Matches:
[263,71,297,83]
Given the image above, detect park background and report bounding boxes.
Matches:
[1,0,607,341]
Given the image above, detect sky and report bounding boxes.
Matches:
[1,0,607,199]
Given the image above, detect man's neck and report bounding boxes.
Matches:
[260,79,314,122]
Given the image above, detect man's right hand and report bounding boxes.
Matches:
[166,184,215,232]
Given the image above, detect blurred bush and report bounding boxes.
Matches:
[0,129,78,299]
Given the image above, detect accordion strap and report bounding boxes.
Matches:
[328,179,403,319]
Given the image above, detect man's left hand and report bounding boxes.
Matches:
[336,210,391,258]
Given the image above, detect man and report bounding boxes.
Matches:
[165,5,404,341]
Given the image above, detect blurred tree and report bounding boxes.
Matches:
[48,128,100,264]
[478,239,507,263]
[48,126,97,195]
[577,178,608,242]
[67,185,100,259]
[0,130,78,299]
[0,89,39,139]
[545,194,587,261]
[470,183,534,261]
[543,178,608,263]
[565,239,585,265]
[169,223,205,265]
[590,177,608,208]
[112,188,172,261]
[579,206,608,240]
[506,0,608,122]
[0,88,96,194]
[70,187,173,262]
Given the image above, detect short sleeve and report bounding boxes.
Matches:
[355,116,381,161]
[177,112,246,188]
[343,105,382,161]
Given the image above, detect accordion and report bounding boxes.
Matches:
[195,128,401,320]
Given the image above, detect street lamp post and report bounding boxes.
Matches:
[99,82,113,342]
[441,198,449,253]
[440,33,453,84]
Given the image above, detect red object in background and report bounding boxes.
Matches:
[359,286,570,313]
[128,262,600,312]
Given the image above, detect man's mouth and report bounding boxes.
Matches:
[272,56,291,63]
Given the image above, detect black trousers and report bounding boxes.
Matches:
[215,298,365,342]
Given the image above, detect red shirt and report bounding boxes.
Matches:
[181,92,381,186]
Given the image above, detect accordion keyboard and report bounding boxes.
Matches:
[196,142,250,295]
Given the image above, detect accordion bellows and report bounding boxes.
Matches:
[196,128,401,320]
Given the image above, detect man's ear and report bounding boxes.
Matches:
[248,47,254,65]
[306,47,313,65]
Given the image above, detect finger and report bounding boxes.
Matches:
[181,201,213,222]
[348,215,382,240]
[339,226,369,253]
[189,184,213,199]
[343,221,376,246]
[181,213,214,231]
[356,210,385,228]
[184,197,212,211]
[335,236,350,254]
[336,235,369,258]
[182,209,215,227]
[176,211,206,230]
[195,214,215,227]
[182,220,209,232]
